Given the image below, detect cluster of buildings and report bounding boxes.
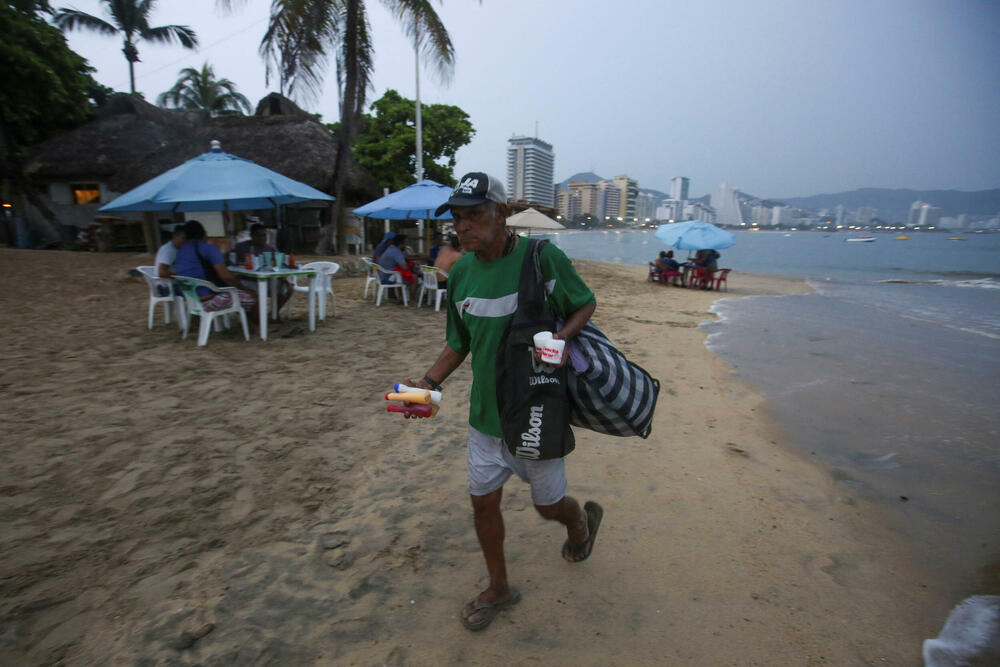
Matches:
[504,134,723,227]
[504,134,999,231]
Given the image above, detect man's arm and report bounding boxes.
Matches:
[214,263,245,291]
[157,263,173,279]
[406,344,468,391]
[553,301,595,342]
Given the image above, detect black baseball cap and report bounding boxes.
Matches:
[435,172,507,217]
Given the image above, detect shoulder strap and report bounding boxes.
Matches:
[515,238,549,321]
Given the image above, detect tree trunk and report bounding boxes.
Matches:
[316,0,363,256]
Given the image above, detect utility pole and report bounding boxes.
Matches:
[414,28,424,183]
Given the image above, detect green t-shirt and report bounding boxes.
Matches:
[445,239,596,437]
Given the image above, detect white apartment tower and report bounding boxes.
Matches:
[507,135,555,207]
[711,182,743,226]
[670,176,690,202]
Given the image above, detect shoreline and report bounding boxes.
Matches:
[0,248,952,664]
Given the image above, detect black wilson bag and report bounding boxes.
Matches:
[495,239,575,460]
[565,322,660,438]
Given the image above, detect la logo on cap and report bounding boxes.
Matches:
[457,177,479,194]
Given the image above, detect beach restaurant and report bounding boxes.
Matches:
[21,93,381,254]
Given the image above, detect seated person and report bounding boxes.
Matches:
[371,231,396,263]
[695,249,720,273]
[431,235,463,288]
[232,223,292,311]
[655,250,682,285]
[690,249,720,289]
[156,224,186,279]
[376,234,417,287]
[428,233,444,264]
[153,224,185,296]
[174,220,257,315]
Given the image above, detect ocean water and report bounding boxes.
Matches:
[544,229,1000,595]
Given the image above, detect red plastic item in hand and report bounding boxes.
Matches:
[288,252,296,268]
[386,403,434,418]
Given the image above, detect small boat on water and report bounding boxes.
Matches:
[846,235,875,243]
[947,237,966,241]
[895,235,910,240]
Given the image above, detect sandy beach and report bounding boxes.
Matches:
[0,247,953,664]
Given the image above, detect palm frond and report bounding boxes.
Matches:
[382,0,454,83]
[260,0,344,104]
[51,8,118,35]
[143,24,199,48]
[157,61,250,116]
[214,0,250,13]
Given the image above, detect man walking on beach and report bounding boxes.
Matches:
[406,172,603,631]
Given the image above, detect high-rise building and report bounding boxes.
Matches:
[670,176,690,202]
[711,182,743,226]
[908,200,926,226]
[656,199,683,221]
[595,180,620,220]
[917,204,941,227]
[855,206,876,224]
[506,135,555,207]
[771,206,793,227]
[566,180,598,217]
[613,174,638,220]
[751,204,773,227]
[684,200,716,224]
[635,191,659,222]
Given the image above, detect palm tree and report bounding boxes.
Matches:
[223,0,455,254]
[53,0,198,94]
[157,63,252,116]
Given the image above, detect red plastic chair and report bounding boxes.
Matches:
[687,267,709,289]
[712,269,730,291]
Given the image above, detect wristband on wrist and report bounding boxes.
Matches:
[422,375,442,391]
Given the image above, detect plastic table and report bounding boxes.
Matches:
[229,266,318,341]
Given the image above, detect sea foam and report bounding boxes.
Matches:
[923,595,1000,666]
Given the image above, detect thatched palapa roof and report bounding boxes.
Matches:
[25,93,380,204]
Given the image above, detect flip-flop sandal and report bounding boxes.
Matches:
[562,501,604,563]
[460,588,521,631]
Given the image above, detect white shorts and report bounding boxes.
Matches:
[467,425,567,506]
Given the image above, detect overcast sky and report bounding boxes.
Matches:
[59,0,1000,198]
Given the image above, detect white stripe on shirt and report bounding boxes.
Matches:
[458,279,556,320]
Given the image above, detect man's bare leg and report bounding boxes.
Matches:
[468,488,513,603]
[536,496,586,545]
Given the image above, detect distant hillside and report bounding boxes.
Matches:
[558,172,605,188]
[774,188,1000,220]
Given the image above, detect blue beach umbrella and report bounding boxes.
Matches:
[654,220,735,250]
[353,179,453,220]
[99,141,335,213]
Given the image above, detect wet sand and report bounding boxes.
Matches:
[0,248,952,664]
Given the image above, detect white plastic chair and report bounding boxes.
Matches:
[416,266,447,312]
[374,264,409,307]
[291,261,339,319]
[137,265,185,329]
[362,257,378,299]
[175,277,250,346]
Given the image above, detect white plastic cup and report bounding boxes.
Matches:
[540,338,565,365]
[533,331,553,358]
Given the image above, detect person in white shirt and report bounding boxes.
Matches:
[155,225,186,279]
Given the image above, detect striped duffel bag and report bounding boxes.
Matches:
[565,322,660,438]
